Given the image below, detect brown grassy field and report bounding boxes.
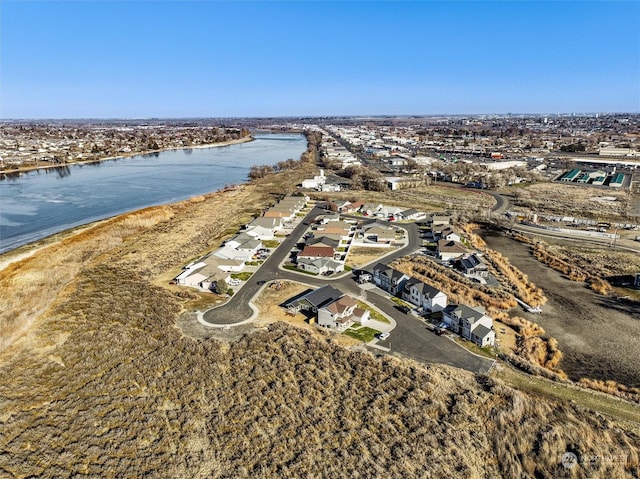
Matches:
[1,169,639,477]
[506,182,636,220]
[317,183,496,214]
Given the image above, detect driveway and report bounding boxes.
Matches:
[201,205,493,373]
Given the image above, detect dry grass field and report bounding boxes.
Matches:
[506,183,636,220]
[1,169,640,477]
[318,183,496,214]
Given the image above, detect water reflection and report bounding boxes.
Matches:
[54,166,71,178]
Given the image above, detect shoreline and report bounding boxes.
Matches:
[0,135,254,176]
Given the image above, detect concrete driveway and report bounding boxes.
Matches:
[201,204,494,373]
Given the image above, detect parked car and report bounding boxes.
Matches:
[396,305,411,314]
[228,279,241,286]
[377,332,390,341]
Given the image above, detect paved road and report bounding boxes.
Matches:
[202,204,326,325]
[203,206,493,373]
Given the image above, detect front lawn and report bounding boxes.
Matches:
[231,272,253,281]
[343,326,380,343]
[261,240,280,248]
[357,301,390,324]
[282,264,318,275]
[390,296,412,308]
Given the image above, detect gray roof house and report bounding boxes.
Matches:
[402,277,448,312]
[287,285,343,313]
[443,304,495,347]
[371,263,410,296]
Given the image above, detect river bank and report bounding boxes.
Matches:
[1,133,307,254]
[0,135,254,176]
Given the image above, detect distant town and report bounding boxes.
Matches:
[2,115,638,195]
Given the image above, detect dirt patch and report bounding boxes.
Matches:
[345,246,395,269]
[482,231,640,387]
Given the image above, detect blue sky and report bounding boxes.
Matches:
[1,1,638,118]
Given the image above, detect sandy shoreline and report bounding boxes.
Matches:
[0,135,254,176]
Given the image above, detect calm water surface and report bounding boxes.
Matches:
[0,133,307,253]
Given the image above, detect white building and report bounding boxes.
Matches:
[402,278,448,312]
[443,304,495,347]
[317,295,370,331]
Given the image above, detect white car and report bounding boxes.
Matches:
[377,332,390,341]
[228,279,241,286]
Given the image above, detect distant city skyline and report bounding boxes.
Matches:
[1,1,639,119]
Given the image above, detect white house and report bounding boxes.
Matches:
[297,257,344,275]
[402,278,448,312]
[174,260,232,289]
[317,295,369,331]
[443,304,495,347]
[372,263,410,296]
[244,225,275,241]
[437,239,468,261]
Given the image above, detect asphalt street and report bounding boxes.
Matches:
[202,204,493,373]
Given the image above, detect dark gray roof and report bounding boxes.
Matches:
[292,285,343,310]
[472,324,493,339]
[306,236,340,248]
[372,263,407,282]
[404,277,443,298]
[452,304,487,323]
[460,254,485,270]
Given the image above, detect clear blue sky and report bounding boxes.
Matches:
[1,1,638,118]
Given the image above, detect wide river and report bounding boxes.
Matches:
[0,133,307,254]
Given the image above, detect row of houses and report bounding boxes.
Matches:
[295,215,355,275]
[371,263,496,347]
[286,285,370,331]
[176,196,308,290]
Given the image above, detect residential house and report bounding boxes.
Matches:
[397,208,426,221]
[263,206,297,222]
[437,239,468,261]
[372,263,410,296]
[431,225,460,242]
[317,295,369,331]
[360,203,383,216]
[431,215,451,227]
[297,245,336,261]
[443,304,495,347]
[174,259,233,289]
[377,205,403,219]
[277,196,307,211]
[287,285,343,314]
[306,236,340,250]
[338,201,365,213]
[316,220,352,239]
[458,254,488,277]
[244,216,283,240]
[402,278,448,312]
[297,257,345,275]
[363,225,396,244]
[214,233,262,261]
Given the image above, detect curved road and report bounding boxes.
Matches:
[202,204,493,373]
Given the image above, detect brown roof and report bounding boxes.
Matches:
[263,210,291,218]
[325,295,358,315]
[437,239,468,254]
